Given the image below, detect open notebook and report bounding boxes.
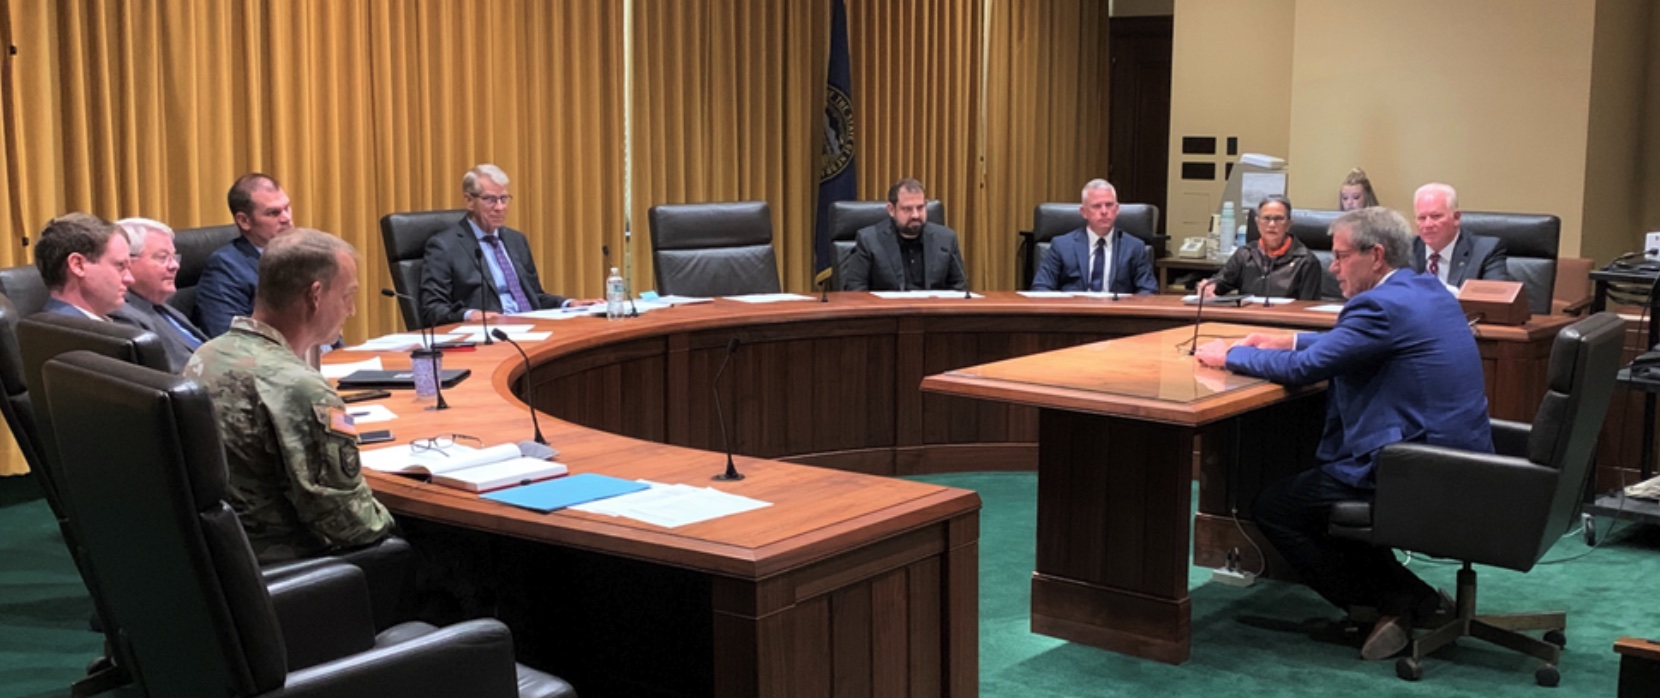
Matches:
[360,443,566,493]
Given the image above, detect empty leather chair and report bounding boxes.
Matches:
[1460,212,1560,316]
[381,210,467,330]
[1328,312,1623,686]
[42,351,576,698]
[825,199,945,291]
[1023,203,1161,289]
[0,295,44,477]
[0,265,49,316]
[169,224,242,321]
[647,202,781,297]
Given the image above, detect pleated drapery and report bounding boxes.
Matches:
[0,0,1110,477]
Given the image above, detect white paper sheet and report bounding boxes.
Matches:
[868,290,982,299]
[1016,291,1075,298]
[344,404,398,423]
[570,480,772,528]
[449,323,534,334]
[722,293,816,304]
[321,357,383,379]
[1307,304,1345,313]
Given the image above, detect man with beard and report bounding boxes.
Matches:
[1031,178,1158,295]
[841,178,967,292]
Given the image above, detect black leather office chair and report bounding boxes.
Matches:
[0,295,44,478]
[826,200,946,291]
[381,210,467,330]
[1021,202,1162,289]
[1328,312,1624,686]
[169,224,242,321]
[1461,212,1560,316]
[0,264,49,316]
[41,351,576,698]
[647,201,781,297]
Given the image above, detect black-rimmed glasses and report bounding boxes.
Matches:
[411,433,481,457]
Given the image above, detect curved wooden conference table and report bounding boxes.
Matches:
[345,292,1570,695]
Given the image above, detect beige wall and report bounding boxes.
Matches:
[1168,0,1656,262]
[1288,1,1597,254]
[1166,0,1294,241]
[1582,0,1654,263]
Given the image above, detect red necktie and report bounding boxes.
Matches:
[1428,252,1441,277]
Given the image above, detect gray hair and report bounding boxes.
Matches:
[463,164,511,196]
[1080,179,1117,203]
[1332,207,1414,270]
[1414,182,1459,211]
[116,217,174,256]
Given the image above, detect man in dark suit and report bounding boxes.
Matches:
[1030,179,1158,295]
[1196,207,1491,661]
[34,213,134,320]
[420,164,598,326]
[195,173,294,336]
[1411,182,1512,289]
[841,178,966,292]
[110,218,209,371]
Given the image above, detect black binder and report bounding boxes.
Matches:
[336,368,472,389]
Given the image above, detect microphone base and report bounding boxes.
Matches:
[712,471,746,482]
[518,440,558,460]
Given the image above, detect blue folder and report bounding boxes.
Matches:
[481,473,649,513]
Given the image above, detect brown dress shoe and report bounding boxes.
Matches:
[1361,615,1410,660]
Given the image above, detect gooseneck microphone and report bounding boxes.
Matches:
[711,337,744,482]
[623,230,640,318]
[473,247,496,345]
[490,328,558,460]
[1187,283,1206,356]
[949,246,972,299]
[380,288,433,349]
[381,288,447,410]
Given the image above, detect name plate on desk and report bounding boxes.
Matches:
[1458,280,1530,325]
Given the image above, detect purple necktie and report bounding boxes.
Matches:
[1428,252,1441,277]
[483,235,533,311]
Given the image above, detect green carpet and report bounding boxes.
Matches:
[3,471,1656,697]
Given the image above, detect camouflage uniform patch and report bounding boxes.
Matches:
[185,316,395,562]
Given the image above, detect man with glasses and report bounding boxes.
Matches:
[1194,207,1491,661]
[186,229,395,562]
[109,218,208,371]
[419,163,598,326]
[34,212,135,320]
[195,172,295,336]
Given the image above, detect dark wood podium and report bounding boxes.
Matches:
[921,322,1320,664]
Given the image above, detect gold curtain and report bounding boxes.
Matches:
[0,0,623,475]
[0,0,1112,477]
[982,0,1113,288]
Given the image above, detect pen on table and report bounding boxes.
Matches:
[349,410,373,418]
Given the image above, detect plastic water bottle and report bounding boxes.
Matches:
[1235,223,1248,253]
[1218,201,1236,259]
[605,267,626,320]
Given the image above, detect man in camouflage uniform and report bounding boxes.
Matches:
[185,228,394,562]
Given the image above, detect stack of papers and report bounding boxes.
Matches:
[724,293,816,304]
[868,290,982,299]
[570,480,772,528]
[482,472,648,512]
[448,323,551,342]
[321,357,383,379]
[362,443,568,493]
[344,333,466,352]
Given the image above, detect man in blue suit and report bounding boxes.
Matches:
[195,173,294,336]
[34,213,134,320]
[1196,207,1492,661]
[1030,179,1157,295]
[1411,182,1512,290]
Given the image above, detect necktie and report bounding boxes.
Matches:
[1090,238,1107,293]
[1428,252,1441,278]
[483,235,533,311]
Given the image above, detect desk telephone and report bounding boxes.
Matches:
[1633,349,1660,380]
[1178,237,1208,259]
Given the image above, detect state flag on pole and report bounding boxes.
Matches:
[813,0,857,285]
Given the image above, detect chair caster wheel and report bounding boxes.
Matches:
[1544,629,1566,648]
[1536,663,1560,687]
[1395,657,1423,682]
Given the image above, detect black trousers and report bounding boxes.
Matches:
[1253,467,1435,617]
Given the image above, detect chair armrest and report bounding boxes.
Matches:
[1490,418,1531,459]
[267,562,378,671]
[1554,296,1592,316]
[272,619,523,698]
[261,557,339,583]
[1371,442,1560,570]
